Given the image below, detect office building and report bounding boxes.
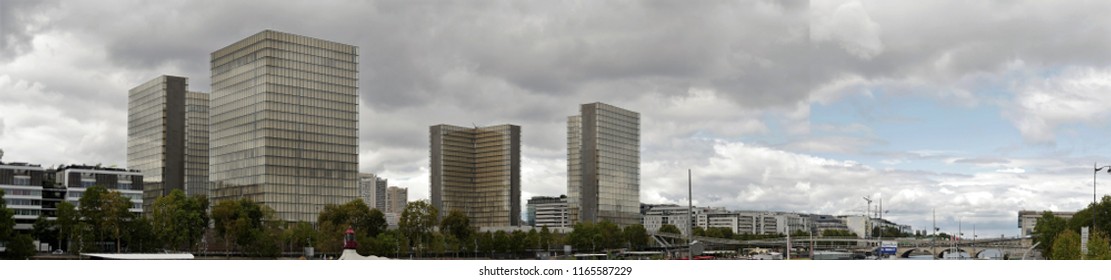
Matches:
[55,165,144,214]
[0,161,46,231]
[642,204,704,237]
[1019,210,1076,236]
[128,75,210,211]
[527,195,569,228]
[210,30,359,222]
[385,186,407,215]
[568,102,640,226]
[430,124,520,227]
[358,173,387,211]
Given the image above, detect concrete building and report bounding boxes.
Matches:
[642,204,704,237]
[809,214,851,235]
[568,102,640,226]
[430,124,520,227]
[0,161,46,231]
[128,75,210,212]
[55,165,144,214]
[385,186,407,215]
[527,195,569,228]
[1018,210,1076,236]
[695,210,811,236]
[358,173,387,211]
[209,30,359,222]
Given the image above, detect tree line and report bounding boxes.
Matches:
[1034,195,1111,260]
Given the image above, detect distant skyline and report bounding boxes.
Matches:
[3,0,1111,237]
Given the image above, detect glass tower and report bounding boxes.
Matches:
[430,124,521,227]
[568,102,640,226]
[210,30,359,222]
[128,75,209,211]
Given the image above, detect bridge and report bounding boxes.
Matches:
[649,232,1037,259]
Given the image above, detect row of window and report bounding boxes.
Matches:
[2,188,40,196]
[4,199,40,206]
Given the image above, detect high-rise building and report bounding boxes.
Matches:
[358,173,387,211]
[430,124,520,227]
[210,30,359,222]
[385,186,408,214]
[128,75,210,211]
[568,102,640,226]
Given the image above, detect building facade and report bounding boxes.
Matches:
[210,30,359,222]
[0,162,46,231]
[642,204,702,237]
[358,173,387,211]
[128,75,210,211]
[430,124,520,227]
[1018,210,1076,236]
[568,102,640,226]
[55,165,144,214]
[385,186,407,215]
[527,196,569,228]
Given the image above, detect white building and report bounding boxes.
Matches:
[642,205,705,237]
[55,165,144,214]
[527,196,570,228]
[1,162,46,230]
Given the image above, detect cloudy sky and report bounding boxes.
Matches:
[3,0,1111,237]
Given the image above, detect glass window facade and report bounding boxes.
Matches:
[210,30,359,222]
[430,124,520,227]
[128,75,208,211]
[568,103,641,227]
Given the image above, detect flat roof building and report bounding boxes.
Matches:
[127,75,210,212]
[209,30,359,222]
[0,161,46,231]
[55,165,144,214]
[568,102,640,226]
[1018,210,1076,236]
[430,124,520,227]
[527,195,569,228]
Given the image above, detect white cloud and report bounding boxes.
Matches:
[811,1,885,60]
[1005,66,1111,144]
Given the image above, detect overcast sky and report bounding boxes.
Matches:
[3,0,1111,237]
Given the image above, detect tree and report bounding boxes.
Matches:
[1051,229,1081,260]
[623,224,648,250]
[4,234,36,260]
[317,200,385,253]
[125,216,159,253]
[284,221,318,252]
[0,189,15,245]
[399,200,438,257]
[658,224,682,235]
[55,201,79,252]
[212,198,279,257]
[1035,211,1069,258]
[1086,230,1111,260]
[539,226,553,252]
[32,214,55,245]
[440,209,472,241]
[151,189,209,252]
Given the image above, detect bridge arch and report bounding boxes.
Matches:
[975,248,1005,259]
[938,248,969,259]
[900,248,933,258]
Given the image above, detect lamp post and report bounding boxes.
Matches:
[863,196,873,239]
[1093,163,1111,232]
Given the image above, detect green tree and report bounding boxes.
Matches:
[4,234,36,260]
[510,230,528,256]
[0,189,15,245]
[595,220,623,249]
[399,200,438,257]
[317,200,386,253]
[55,201,79,252]
[284,221,318,252]
[151,189,209,251]
[211,198,279,257]
[1086,230,1111,260]
[658,224,682,235]
[1051,229,1081,260]
[32,214,55,244]
[539,226,553,252]
[77,186,134,252]
[568,222,597,252]
[125,216,159,253]
[1035,211,1069,258]
[623,224,648,250]
[439,209,472,241]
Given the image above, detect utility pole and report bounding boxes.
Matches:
[932,208,937,259]
[688,169,693,261]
